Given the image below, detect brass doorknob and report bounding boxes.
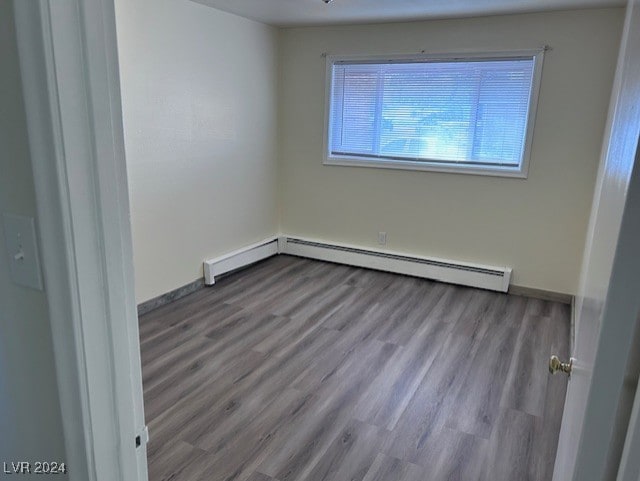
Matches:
[549,355,573,376]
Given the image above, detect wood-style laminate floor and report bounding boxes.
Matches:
[139,255,570,481]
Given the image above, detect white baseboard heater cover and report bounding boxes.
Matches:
[279,236,511,292]
[204,237,278,285]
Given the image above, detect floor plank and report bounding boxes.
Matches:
[140,255,570,481]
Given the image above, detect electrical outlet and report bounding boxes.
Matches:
[378,231,387,246]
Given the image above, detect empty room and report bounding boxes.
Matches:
[4,0,640,480]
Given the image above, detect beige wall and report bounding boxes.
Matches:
[116,0,280,303]
[0,0,66,462]
[278,9,623,295]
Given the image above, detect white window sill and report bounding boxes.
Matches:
[323,155,529,179]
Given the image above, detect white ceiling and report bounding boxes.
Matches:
[191,0,624,27]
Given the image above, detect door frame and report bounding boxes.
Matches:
[12,0,147,480]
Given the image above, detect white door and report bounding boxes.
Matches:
[552,0,640,479]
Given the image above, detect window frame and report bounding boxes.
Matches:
[323,50,545,178]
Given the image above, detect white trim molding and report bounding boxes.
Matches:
[13,0,148,479]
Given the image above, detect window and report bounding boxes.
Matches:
[325,51,544,177]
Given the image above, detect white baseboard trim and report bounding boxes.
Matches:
[204,237,279,285]
[279,236,511,292]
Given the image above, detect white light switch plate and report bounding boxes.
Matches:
[2,213,43,290]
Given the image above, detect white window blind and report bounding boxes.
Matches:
[327,54,540,175]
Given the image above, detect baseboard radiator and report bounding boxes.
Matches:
[203,235,511,292]
[279,236,511,293]
[204,237,279,285]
